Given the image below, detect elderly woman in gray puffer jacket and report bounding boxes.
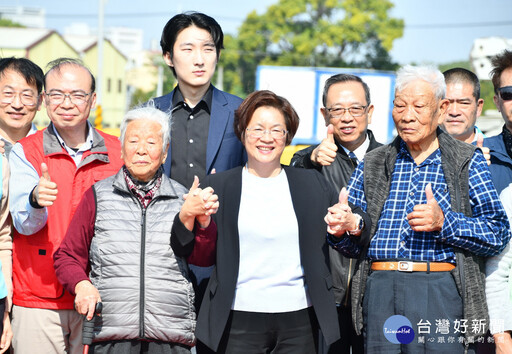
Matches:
[54,105,218,354]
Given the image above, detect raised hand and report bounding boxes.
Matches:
[476,134,491,166]
[33,162,58,207]
[407,183,444,232]
[325,187,360,236]
[311,124,338,166]
[180,176,219,230]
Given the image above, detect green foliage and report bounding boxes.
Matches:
[217,34,246,98]
[130,88,153,107]
[0,19,24,27]
[438,61,472,72]
[480,80,496,114]
[226,0,404,95]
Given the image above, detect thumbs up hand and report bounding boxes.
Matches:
[311,124,338,166]
[33,163,58,207]
[325,187,361,237]
[476,134,491,166]
[179,176,219,230]
[407,183,444,232]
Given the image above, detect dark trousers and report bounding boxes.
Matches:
[363,269,467,354]
[215,308,319,354]
[326,304,363,354]
[90,340,191,354]
[0,297,4,336]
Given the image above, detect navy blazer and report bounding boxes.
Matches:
[152,85,247,178]
[484,132,512,194]
[172,165,351,351]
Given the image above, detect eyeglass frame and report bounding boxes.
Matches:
[44,90,93,106]
[325,105,368,118]
[245,127,288,140]
[498,86,512,101]
[0,89,39,107]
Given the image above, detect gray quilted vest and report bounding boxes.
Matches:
[89,170,196,346]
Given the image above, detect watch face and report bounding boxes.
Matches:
[348,214,363,235]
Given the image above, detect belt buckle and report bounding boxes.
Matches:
[398,261,414,272]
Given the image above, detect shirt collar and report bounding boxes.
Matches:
[339,133,370,162]
[172,84,213,113]
[397,139,441,166]
[27,123,38,137]
[52,121,94,153]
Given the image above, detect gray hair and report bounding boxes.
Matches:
[322,73,371,107]
[395,65,446,100]
[119,102,171,153]
[45,57,96,92]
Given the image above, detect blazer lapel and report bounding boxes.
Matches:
[218,167,243,285]
[161,88,176,176]
[206,87,230,173]
[283,166,308,250]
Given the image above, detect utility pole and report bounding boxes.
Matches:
[96,0,105,129]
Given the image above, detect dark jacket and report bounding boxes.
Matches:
[290,130,382,304]
[152,86,246,177]
[171,166,371,351]
[483,129,512,194]
[351,129,495,343]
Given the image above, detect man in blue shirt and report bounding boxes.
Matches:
[328,65,510,353]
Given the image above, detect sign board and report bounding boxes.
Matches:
[256,65,396,145]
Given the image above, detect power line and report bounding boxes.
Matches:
[406,20,512,29]
[44,12,512,28]
[46,12,244,22]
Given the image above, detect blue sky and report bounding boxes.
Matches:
[2,0,512,65]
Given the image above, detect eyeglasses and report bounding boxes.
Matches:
[498,86,512,101]
[45,91,92,106]
[246,127,287,139]
[326,105,368,118]
[0,90,38,106]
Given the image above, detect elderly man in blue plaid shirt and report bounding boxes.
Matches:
[326,65,511,354]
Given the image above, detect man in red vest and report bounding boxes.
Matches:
[9,58,123,354]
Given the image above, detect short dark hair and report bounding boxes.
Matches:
[0,57,44,94]
[443,67,480,100]
[160,12,224,77]
[490,49,512,93]
[45,58,96,92]
[322,73,371,107]
[234,90,299,146]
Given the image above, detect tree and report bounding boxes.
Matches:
[229,0,404,95]
[0,19,24,27]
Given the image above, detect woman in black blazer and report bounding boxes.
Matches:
[172,90,370,354]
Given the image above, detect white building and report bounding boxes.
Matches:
[0,6,45,28]
[471,37,512,80]
[64,23,143,58]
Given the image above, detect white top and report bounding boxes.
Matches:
[485,184,512,334]
[233,167,311,312]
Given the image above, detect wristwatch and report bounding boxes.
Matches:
[347,214,364,235]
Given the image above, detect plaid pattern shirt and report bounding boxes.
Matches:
[347,140,509,263]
